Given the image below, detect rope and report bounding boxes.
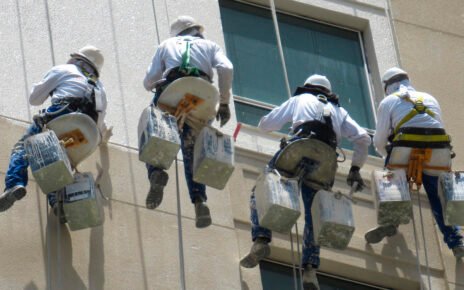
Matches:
[289,229,299,290]
[56,192,62,290]
[295,222,304,290]
[410,193,425,290]
[268,3,304,288]
[175,159,187,290]
[269,0,292,100]
[416,190,432,289]
[43,0,56,66]
[46,197,51,290]
[150,0,161,44]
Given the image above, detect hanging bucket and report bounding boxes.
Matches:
[138,106,181,170]
[372,169,412,226]
[25,130,74,194]
[438,171,464,226]
[61,172,104,231]
[254,170,301,233]
[193,126,235,190]
[311,190,355,250]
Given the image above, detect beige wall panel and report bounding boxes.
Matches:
[390,0,464,38]
[394,21,464,169]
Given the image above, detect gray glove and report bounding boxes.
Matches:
[216,104,231,127]
[347,166,365,192]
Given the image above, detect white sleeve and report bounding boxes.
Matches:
[373,100,392,157]
[340,111,371,167]
[258,98,295,132]
[143,45,165,91]
[211,43,233,104]
[29,67,63,106]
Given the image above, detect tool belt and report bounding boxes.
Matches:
[390,127,451,149]
[293,120,337,150]
[34,97,98,128]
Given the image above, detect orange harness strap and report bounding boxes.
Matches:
[388,148,450,191]
[173,93,204,129]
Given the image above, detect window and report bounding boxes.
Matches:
[219,0,375,134]
[260,261,390,290]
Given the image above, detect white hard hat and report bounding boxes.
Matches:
[70,45,104,75]
[304,74,332,92]
[382,67,408,89]
[170,15,204,37]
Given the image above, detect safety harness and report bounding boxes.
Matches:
[34,67,101,128]
[391,92,450,144]
[291,92,337,149]
[387,92,452,191]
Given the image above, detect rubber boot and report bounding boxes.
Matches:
[0,185,26,212]
[240,237,271,268]
[146,171,169,209]
[364,224,398,244]
[194,198,212,228]
[303,265,320,290]
[452,244,464,259]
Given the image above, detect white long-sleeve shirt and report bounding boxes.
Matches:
[373,86,443,157]
[29,64,108,133]
[143,36,233,104]
[259,93,371,167]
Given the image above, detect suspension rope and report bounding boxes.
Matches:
[269,0,292,100]
[410,194,425,290]
[46,197,51,290]
[295,222,304,290]
[175,159,187,290]
[56,192,62,290]
[416,190,432,289]
[289,229,299,290]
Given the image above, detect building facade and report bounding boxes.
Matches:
[0,0,462,289]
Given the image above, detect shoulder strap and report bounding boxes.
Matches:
[179,40,201,76]
[393,93,436,135]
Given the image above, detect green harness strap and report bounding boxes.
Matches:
[179,40,201,77]
[393,93,436,136]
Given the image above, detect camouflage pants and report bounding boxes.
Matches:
[146,123,206,203]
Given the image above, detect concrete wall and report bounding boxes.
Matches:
[0,0,462,289]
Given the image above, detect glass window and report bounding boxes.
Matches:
[219,0,375,131]
[260,261,390,290]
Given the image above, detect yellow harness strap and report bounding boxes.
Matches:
[392,133,451,143]
[393,93,436,136]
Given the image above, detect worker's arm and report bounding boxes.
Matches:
[29,67,63,106]
[373,100,392,157]
[211,43,234,104]
[258,98,295,132]
[143,44,165,91]
[340,111,371,168]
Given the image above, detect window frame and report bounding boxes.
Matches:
[260,260,392,290]
[222,0,378,129]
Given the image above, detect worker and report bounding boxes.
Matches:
[367,67,464,259]
[143,15,233,228]
[0,45,110,220]
[240,74,371,290]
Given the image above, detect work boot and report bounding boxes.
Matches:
[365,224,398,244]
[0,185,26,212]
[52,202,67,224]
[240,237,270,268]
[303,265,320,290]
[146,171,169,209]
[194,199,212,228]
[452,244,464,259]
